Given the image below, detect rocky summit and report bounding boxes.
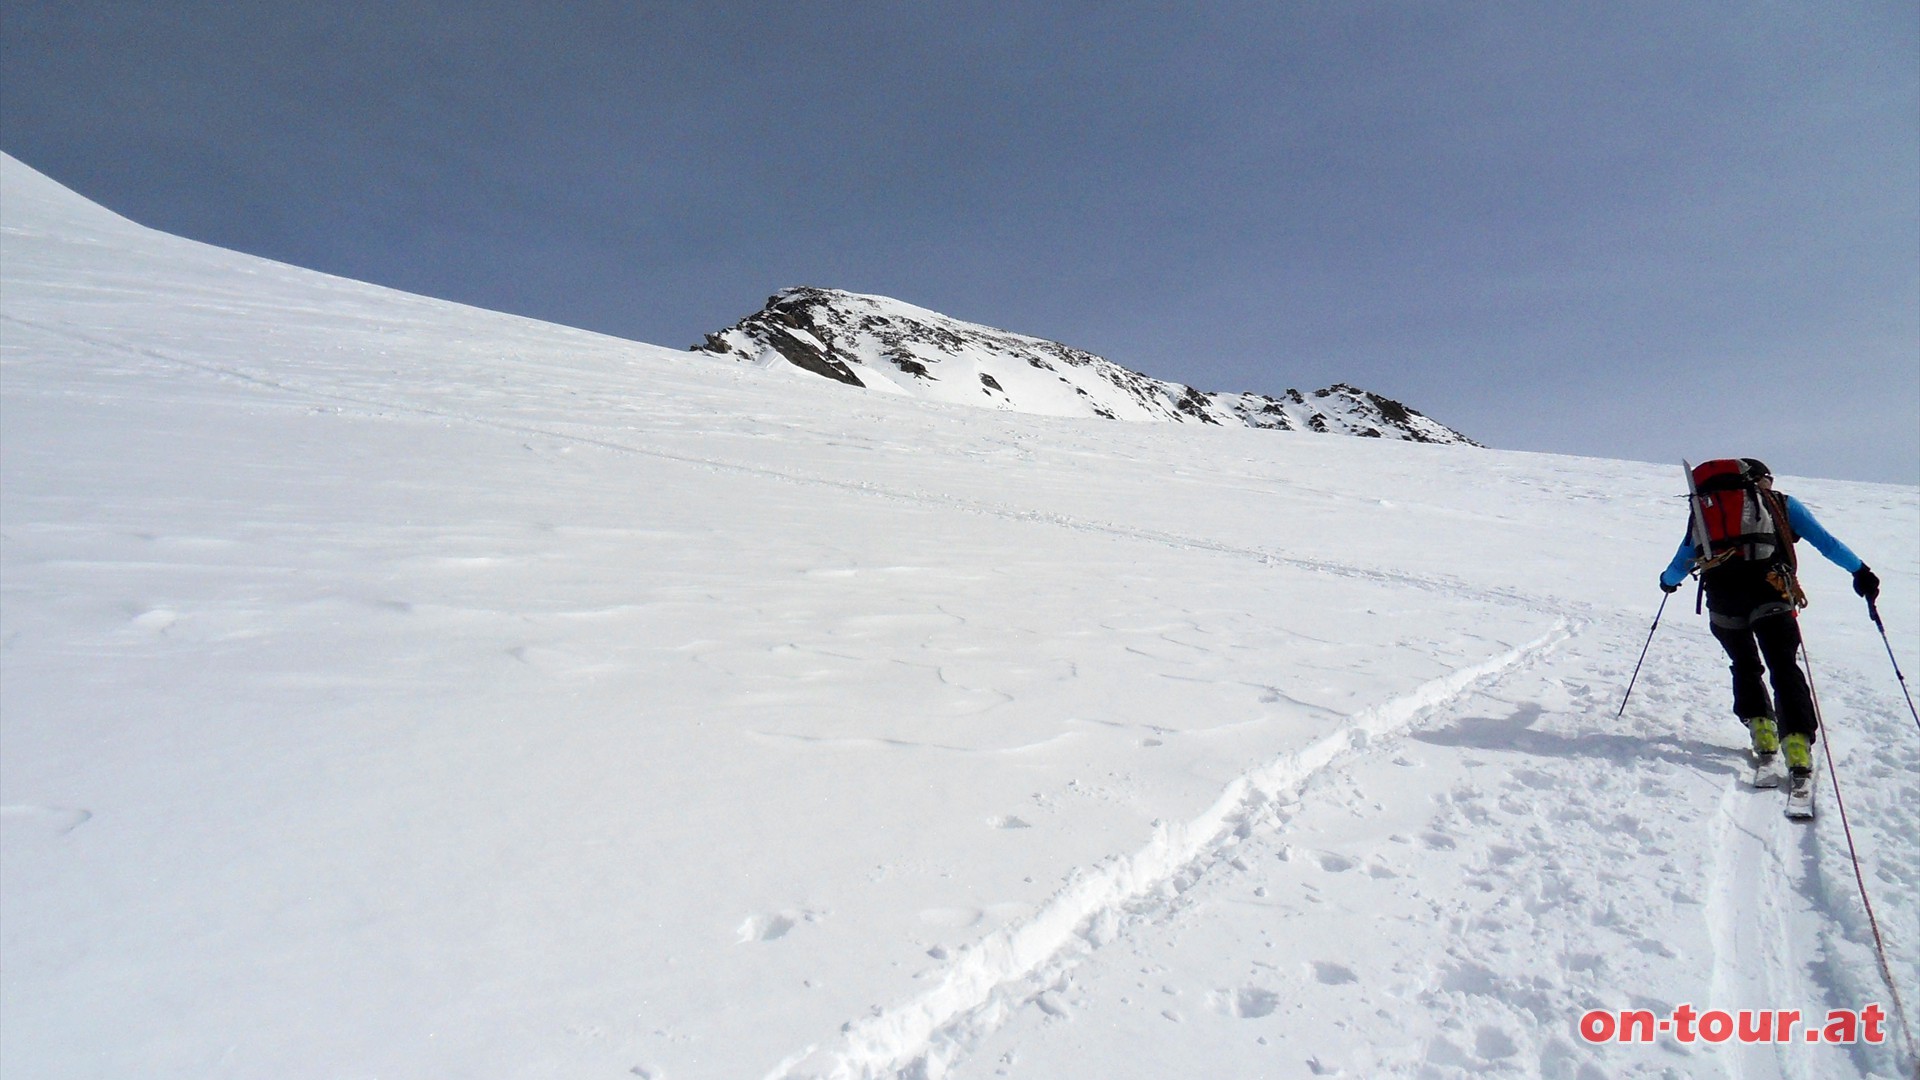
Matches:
[694,287,1476,445]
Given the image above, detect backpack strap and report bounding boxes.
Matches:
[1757,488,1807,608]
[1760,488,1797,572]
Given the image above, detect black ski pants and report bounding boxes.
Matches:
[1708,610,1818,741]
[1702,561,1818,741]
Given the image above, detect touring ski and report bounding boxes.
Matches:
[1748,751,1785,789]
[1784,771,1815,819]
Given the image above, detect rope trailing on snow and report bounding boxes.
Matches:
[1615,591,1670,720]
[1867,597,1920,736]
[1801,640,1918,1074]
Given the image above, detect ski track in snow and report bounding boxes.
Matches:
[766,622,1575,1080]
[928,623,1920,1080]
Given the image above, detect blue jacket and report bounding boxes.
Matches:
[1660,494,1863,589]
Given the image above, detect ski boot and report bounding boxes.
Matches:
[1746,717,1783,788]
[1782,734,1815,819]
[1782,733,1812,774]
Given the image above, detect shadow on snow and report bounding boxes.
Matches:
[1413,703,1741,778]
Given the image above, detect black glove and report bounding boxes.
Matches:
[1660,578,1680,594]
[1853,565,1880,601]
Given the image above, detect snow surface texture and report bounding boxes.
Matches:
[697,287,1476,445]
[2,152,1916,1079]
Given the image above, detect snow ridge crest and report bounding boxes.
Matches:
[695,287,1476,445]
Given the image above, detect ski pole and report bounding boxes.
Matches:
[1867,597,1920,734]
[1617,590,1671,719]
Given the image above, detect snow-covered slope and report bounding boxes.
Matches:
[3,153,1916,1080]
[697,286,1475,443]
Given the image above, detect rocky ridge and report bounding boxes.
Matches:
[694,287,1475,445]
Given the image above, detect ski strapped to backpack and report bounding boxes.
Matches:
[1681,459,1805,609]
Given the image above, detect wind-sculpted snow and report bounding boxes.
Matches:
[3,154,1916,1079]
[697,287,1476,444]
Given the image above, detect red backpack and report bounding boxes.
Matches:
[1687,458,1796,569]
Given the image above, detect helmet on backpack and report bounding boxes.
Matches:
[1741,458,1772,483]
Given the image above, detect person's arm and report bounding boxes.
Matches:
[1784,495,1864,573]
[1659,528,1695,590]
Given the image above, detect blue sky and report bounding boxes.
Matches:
[4,2,1915,483]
